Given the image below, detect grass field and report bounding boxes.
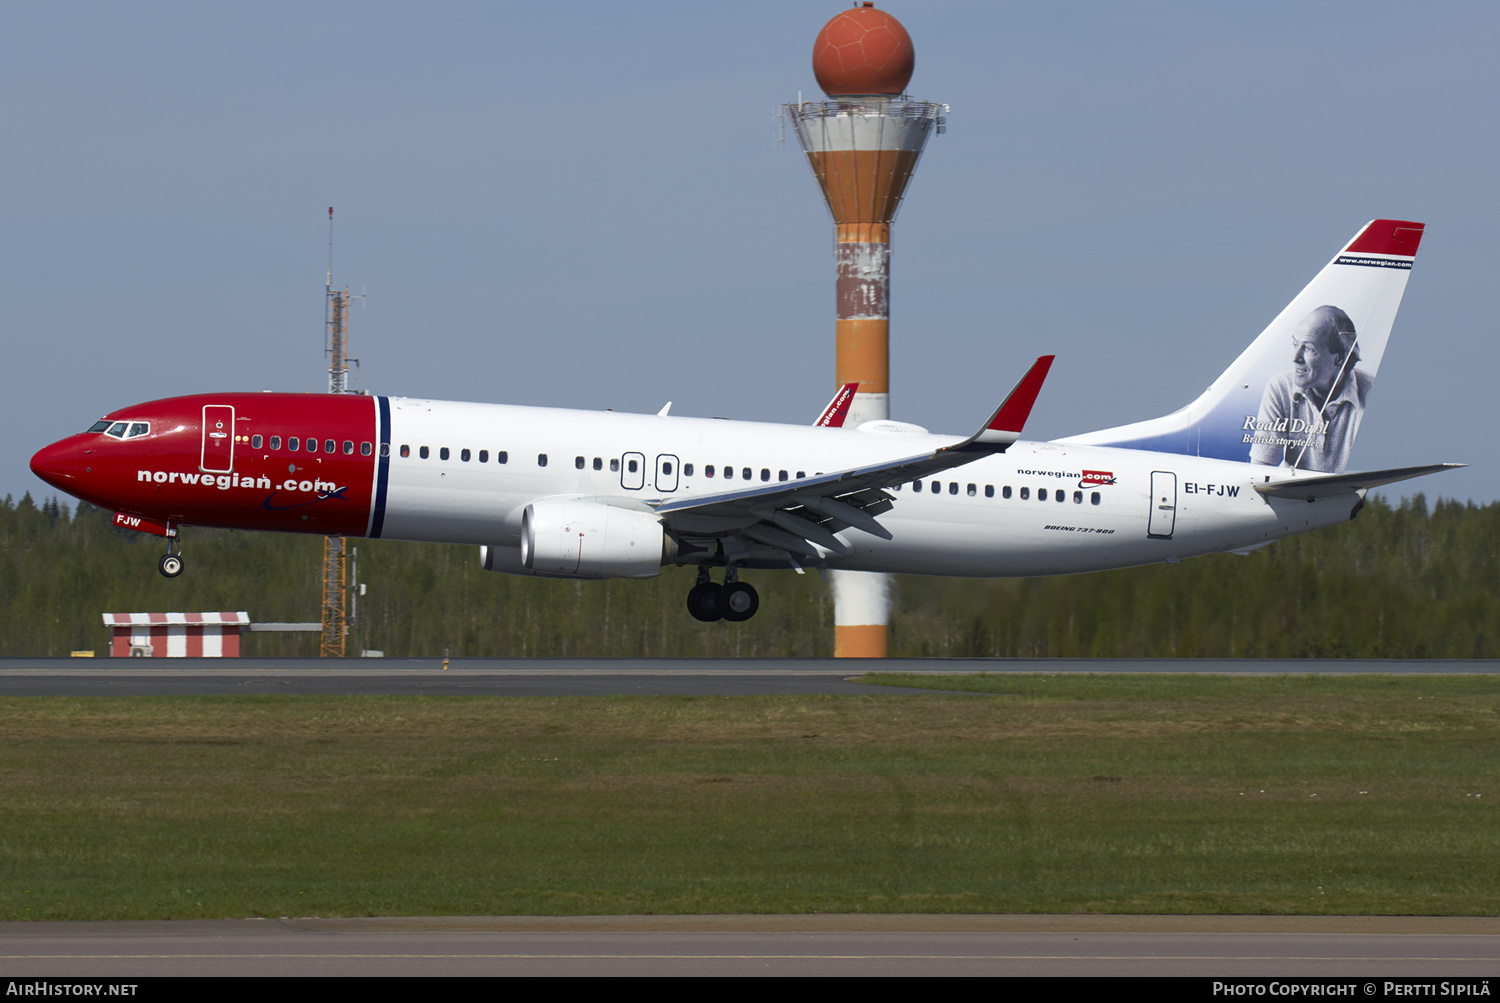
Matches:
[0,675,1495,919]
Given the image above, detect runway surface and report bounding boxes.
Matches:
[1,657,1497,696]
[1,915,1497,977]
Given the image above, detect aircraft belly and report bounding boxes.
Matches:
[828,503,1151,577]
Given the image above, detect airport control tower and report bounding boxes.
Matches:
[785,2,943,658]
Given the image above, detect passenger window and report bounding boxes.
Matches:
[420,446,429,459]
[1003,485,1012,499]
[498,451,508,464]
[930,481,940,495]
[663,462,673,475]
[760,468,770,482]
[575,456,585,470]
[479,450,488,462]
[324,439,336,453]
[684,463,693,476]
[343,440,354,455]
[608,457,618,472]
[251,434,263,449]
[270,436,282,450]
[967,483,976,497]
[724,467,733,480]
[949,482,958,495]
[440,447,450,460]
[307,439,318,453]
[593,457,602,471]
[538,454,548,467]
[1091,492,1101,505]
[1057,491,1066,503]
[627,458,638,473]
[1039,488,1048,501]
[778,470,787,482]
[400,444,410,458]
[984,485,994,498]
[461,449,471,462]
[362,442,373,456]
[742,468,752,480]
[1074,490,1083,503]
[1020,487,1030,500]
[796,471,805,479]
[380,443,390,457]
[289,437,300,451]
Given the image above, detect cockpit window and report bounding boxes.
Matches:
[91,419,150,439]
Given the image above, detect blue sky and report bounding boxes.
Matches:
[4,1,1495,503]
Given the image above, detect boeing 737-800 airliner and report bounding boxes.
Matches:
[30,219,1460,622]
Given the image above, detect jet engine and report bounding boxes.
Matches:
[500,498,672,579]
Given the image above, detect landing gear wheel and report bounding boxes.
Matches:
[158,553,183,578]
[687,582,723,622]
[719,581,759,622]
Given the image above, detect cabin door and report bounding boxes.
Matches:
[201,405,235,473]
[620,452,646,490]
[655,454,680,492]
[1147,470,1177,538]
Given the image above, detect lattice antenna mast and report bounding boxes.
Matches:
[320,207,351,657]
[325,207,355,395]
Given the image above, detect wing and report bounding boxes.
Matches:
[813,382,859,427]
[653,357,1054,560]
[1253,462,1464,501]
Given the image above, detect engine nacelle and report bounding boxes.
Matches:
[512,499,673,579]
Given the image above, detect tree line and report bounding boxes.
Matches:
[0,492,1494,658]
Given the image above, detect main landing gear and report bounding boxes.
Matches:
[686,565,759,623]
[157,536,183,578]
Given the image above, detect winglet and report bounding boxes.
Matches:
[814,383,860,427]
[948,355,1053,452]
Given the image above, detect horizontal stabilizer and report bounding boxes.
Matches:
[1254,463,1464,500]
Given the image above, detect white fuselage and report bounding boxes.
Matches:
[377,398,1354,577]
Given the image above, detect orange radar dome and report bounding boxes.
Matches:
[812,3,914,96]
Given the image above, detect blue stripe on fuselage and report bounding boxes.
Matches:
[370,396,391,538]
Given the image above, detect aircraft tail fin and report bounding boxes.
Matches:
[1060,219,1424,475]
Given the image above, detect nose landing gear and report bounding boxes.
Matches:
[686,565,758,622]
[157,536,183,578]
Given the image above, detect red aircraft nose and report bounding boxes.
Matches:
[30,438,78,490]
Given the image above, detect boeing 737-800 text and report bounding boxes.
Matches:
[30,219,1460,622]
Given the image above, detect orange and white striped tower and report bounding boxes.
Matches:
[786,3,943,658]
